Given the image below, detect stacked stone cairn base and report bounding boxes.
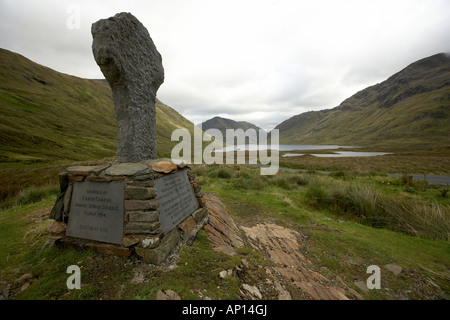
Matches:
[49,160,208,265]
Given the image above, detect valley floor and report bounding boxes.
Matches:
[0,155,449,300]
[279,146,450,175]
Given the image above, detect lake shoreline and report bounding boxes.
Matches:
[217,144,394,158]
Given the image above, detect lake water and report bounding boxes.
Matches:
[282,153,305,157]
[285,151,393,158]
[215,144,392,158]
[217,144,361,152]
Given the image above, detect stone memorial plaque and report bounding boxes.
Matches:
[154,171,199,233]
[66,181,124,245]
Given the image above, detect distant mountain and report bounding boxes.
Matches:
[276,53,450,149]
[200,116,264,143]
[0,48,196,164]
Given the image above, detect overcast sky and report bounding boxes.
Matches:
[1,0,449,130]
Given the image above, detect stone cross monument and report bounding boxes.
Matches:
[48,13,208,266]
[92,12,164,162]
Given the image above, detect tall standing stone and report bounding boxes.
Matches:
[92,12,164,162]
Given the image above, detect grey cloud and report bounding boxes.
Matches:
[1,0,450,131]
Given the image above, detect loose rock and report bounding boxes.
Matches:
[154,289,181,300]
[354,280,370,293]
[242,284,262,300]
[151,161,177,173]
[20,283,30,292]
[385,264,402,276]
[14,273,32,285]
[219,269,233,279]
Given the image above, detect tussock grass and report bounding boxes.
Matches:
[0,159,113,203]
[0,164,64,201]
[194,164,450,241]
[381,200,450,242]
[217,168,233,179]
[0,185,59,210]
[304,178,450,241]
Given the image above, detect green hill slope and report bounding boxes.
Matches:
[276,53,450,149]
[0,48,195,165]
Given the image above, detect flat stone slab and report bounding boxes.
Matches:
[154,171,199,233]
[124,186,157,200]
[66,180,124,245]
[124,221,161,235]
[125,199,160,211]
[154,289,181,300]
[151,161,177,173]
[67,166,98,176]
[127,210,159,223]
[106,163,150,176]
[67,164,111,176]
[135,229,180,265]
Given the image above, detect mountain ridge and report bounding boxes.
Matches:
[200,116,264,143]
[276,53,450,149]
[0,48,196,164]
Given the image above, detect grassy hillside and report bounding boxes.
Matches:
[276,53,450,149]
[0,48,198,200]
[0,48,196,166]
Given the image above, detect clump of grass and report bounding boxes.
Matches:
[231,169,265,190]
[346,184,382,217]
[272,177,292,190]
[330,170,355,180]
[345,184,390,228]
[287,174,309,186]
[304,184,327,205]
[231,176,248,189]
[235,170,251,180]
[16,185,59,205]
[380,199,450,242]
[304,178,450,241]
[217,168,233,179]
[200,165,236,180]
[0,185,59,210]
[232,175,258,190]
[395,174,430,192]
[268,171,315,190]
[400,174,414,186]
[190,164,208,177]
